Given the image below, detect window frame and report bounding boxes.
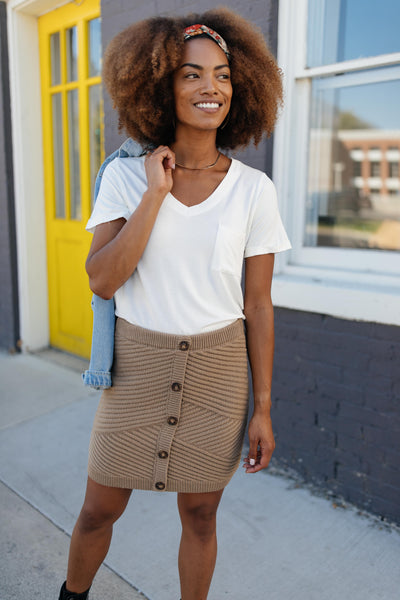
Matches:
[272,0,400,326]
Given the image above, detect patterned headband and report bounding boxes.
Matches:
[183,24,230,60]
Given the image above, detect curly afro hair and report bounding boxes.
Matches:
[103,6,283,150]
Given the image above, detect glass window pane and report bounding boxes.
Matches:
[68,89,81,220]
[50,32,61,86]
[89,84,103,206]
[308,0,400,67]
[305,74,400,251]
[66,26,78,82]
[52,93,65,218]
[88,18,102,77]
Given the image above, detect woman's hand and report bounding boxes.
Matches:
[243,412,276,473]
[144,145,175,198]
[86,146,176,299]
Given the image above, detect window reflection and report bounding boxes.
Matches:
[68,89,81,220]
[306,74,400,251]
[50,32,61,86]
[66,26,78,82]
[89,84,103,205]
[308,0,400,67]
[52,93,65,218]
[88,18,102,77]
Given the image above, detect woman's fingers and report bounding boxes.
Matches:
[144,145,175,196]
[246,437,259,468]
[146,145,175,169]
[163,154,175,171]
[244,414,275,473]
[243,442,274,473]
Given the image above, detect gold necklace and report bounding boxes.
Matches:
[175,151,221,170]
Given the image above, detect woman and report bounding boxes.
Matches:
[59,8,290,600]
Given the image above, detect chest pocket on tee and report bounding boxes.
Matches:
[211,224,245,277]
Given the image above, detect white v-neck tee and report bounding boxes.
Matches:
[86,156,291,334]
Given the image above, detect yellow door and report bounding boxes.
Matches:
[39,0,104,358]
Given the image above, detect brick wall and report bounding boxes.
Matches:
[273,308,400,524]
[0,1,19,352]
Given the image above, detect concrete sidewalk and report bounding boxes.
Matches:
[0,351,399,600]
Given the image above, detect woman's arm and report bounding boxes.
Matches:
[86,146,175,299]
[243,253,276,473]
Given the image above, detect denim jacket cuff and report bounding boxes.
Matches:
[82,369,112,390]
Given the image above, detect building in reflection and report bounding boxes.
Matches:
[307,128,400,249]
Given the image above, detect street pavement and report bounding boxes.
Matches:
[0,350,399,600]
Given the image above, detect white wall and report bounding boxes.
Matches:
[7,0,69,351]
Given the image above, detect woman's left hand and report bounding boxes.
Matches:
[243,413,276,473]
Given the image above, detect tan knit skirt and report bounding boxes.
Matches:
[88,317,249,493]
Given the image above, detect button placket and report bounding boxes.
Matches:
[152,339,191,491]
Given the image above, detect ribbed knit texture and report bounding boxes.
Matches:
[88,318,249,492]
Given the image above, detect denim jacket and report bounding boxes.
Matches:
[82,138,144,389]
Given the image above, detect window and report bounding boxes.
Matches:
[352,160,362,178]
[370,161,381,178]
[389,162,399,178]
[306,76,399,251]
[274,0,400,325]
[307,0,400,66]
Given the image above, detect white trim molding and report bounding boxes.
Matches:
[271,265,400,327]
[7,0,69,351]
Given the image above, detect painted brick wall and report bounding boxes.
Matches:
[0,2,19,352]
[273,308,400,524]
[100,0,278,176]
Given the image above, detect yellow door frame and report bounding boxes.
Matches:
[39,0,103,357]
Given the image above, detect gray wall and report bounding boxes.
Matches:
[273,308,400,524]
[99,0,400,525]
[0,1,19,353]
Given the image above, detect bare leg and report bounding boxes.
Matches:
[66,477,132,593]
[177,489,224,600]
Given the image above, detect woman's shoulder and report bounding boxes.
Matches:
[102,155,147,186]
[231,158,274,191]
[105,155,145,175]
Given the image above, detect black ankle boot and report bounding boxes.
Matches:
[59,581,91,600]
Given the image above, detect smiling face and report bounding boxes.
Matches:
[173,37,232,134]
